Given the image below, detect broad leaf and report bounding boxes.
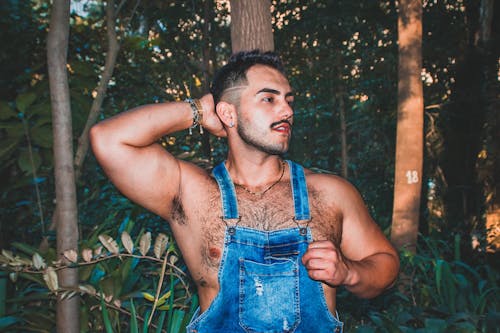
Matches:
[31,125,53,148]
[154,233,168,259]
[43,267,58,292]
[63,249,78,263]
[82,248,93,262]
[32,252,46,269]
[15,92,37,113]
[17,150,41,174]
[121,231,134,254]
[99,234,119,254]
[0,101,17,120]
[139,232,151,256]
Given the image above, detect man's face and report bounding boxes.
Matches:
[235,65,294,155]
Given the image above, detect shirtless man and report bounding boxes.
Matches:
[90,50,399,333]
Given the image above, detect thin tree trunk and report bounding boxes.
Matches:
[74,0,120,180]
[390,0,424,253]
[40,0,121,252]
[338,93,348,179]
[200,0,213,159]
[47,0,79,331]
[230,0,274,52]
[477,0,499,252]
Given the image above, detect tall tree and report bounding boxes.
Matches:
[391,0,424,253]
[73,0,120,180]
[47,0,79,331]
[230,0,274,52]
[476,0,499,252]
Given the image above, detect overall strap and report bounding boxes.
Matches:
[212,162,239,219]
[286,160,311,221]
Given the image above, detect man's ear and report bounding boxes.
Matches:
[215,101,237,128]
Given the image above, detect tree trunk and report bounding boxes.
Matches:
[390,0,424,253]
[230,0,274,53]
[47,0,80,331]
[477,0,499,252]
[200,0,214,160]
[74,0,120,180]
[338,93,348,179]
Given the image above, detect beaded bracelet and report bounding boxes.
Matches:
[185,98,204,135]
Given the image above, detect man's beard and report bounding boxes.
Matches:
[237,119,290,155]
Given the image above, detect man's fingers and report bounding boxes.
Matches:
[307,240,336,249]
[303,258,331,270]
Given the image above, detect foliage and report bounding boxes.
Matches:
[0,213,197,332]
[339,234,500,333]
[0,0,499,331]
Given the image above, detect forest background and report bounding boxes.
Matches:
[0,0,499,332]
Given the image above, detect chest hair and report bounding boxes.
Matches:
[172,180,343,275]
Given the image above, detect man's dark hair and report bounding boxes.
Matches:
[210,50,286,105]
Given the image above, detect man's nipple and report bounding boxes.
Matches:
[209,247,221,259]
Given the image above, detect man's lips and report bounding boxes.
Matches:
[271,120,292,133]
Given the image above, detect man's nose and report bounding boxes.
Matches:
[280,101,294,119]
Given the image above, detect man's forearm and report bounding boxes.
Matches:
[344,252,399,298]
[91,101,194,148]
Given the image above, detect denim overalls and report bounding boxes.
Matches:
[186,160,343,333]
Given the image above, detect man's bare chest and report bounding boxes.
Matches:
[188,182,342,268]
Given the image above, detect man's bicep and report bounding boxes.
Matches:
[338,183,395,261]
[94,140,181,218]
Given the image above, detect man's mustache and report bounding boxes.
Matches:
[270,119,293,128]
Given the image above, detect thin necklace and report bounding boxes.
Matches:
[234,160,286,197]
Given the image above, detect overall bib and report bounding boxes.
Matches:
[186,160,343,333]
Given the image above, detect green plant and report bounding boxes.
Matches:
[340,234,499,333]
[0,223,197,332]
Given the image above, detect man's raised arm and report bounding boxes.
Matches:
[89,94,224,219]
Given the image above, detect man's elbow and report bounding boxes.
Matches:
[375,252,400,296]
[352,252,400,299]
[89,123,108,160]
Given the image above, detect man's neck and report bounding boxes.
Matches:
[224,152,285,189]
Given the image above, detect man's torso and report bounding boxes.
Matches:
[167,165,343,313]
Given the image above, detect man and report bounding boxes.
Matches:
[90,50,399,333]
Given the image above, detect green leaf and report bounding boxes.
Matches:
[424,318,447,332]
[16,92,37,113]
[100,293,114,333]
[354,327,376,333]
[29,102,51,118]
[31,124,53,148]
[0,316,20,329]
[4,122,24,140]
[435,259,444,296]
[0,138,19,161]
[18,150,41,174]
[129,298,138,333]
[11,242,40,256]
[155,310,167,333]
[0,101,17,120]
[71,60,96,77]
[169,309,185,333]
[451,321,476,333]
[142,309,152,333]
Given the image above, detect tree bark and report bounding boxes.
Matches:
[200,0,214,159]
[390,0,424,253]
[338,93,348,179]
[47,0,80,331]
[477,0,499,252]
[230,0,274,53]
[74,0,120,180]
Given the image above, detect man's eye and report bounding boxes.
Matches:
[263,97,274,103]
[287,100,294,106]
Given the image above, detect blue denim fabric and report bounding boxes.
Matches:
[187,160,343,333]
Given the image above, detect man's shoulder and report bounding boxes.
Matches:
[178,159,219,191]
[297,164,360,198]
